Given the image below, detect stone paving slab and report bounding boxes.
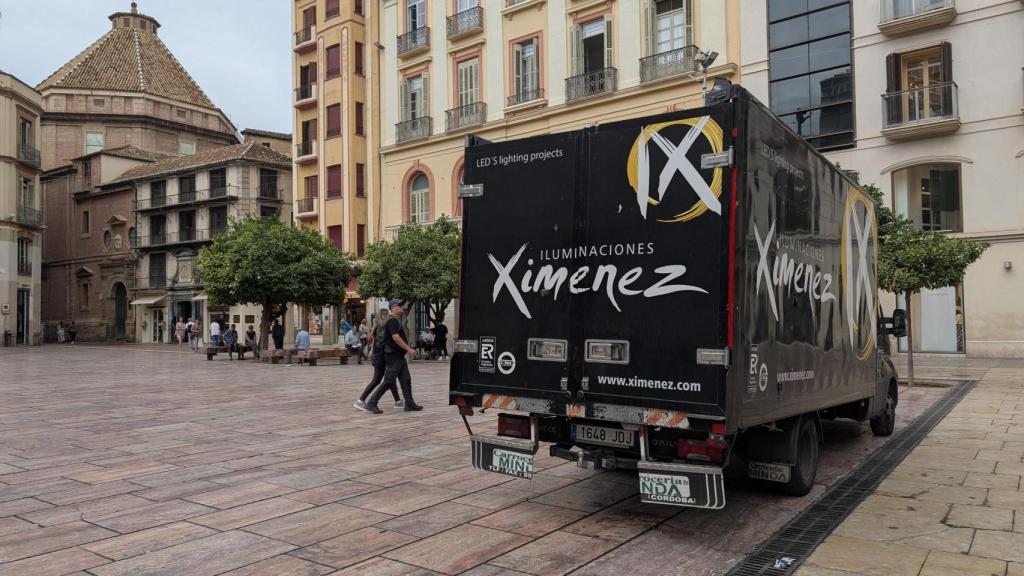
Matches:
[0,346,956,575]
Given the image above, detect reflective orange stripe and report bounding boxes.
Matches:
[567,404,584,418]
[498,396,515,409]
[644,410,666,425]
[483,395,499,409]
[666,412,687,427]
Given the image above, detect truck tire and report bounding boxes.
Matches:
[780,417,818,496]
[870,382,897,437]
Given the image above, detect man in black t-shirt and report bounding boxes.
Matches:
[365,300,422,413]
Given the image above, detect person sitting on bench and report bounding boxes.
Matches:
[244,325,259,359]
[285,326,311,366]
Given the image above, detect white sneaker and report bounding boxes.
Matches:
[354,400,369,412]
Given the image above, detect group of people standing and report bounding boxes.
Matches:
[54,321,77,343]
[171,317,258,360]
[354,299,424,414]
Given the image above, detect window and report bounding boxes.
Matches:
[326,0,340,17]
[454,164,464,216]
[458,0,477,11]
[176,108,188,119]
[893,163,962,233]
[357,224,366,257]
[885,44,954,125]
[649,0,692,54]
[17,238,30,275]
[355,163,365,197]
[81,159,92,183]
[104,230,113,249]
[150,215,166,243]
[327,164,342,198]
[179,174,196,202]
[179,210,196,241]
[151,180,167,207]
[19,118,31,147]
[301,118,317,143]
[209,168,227,196]
[81,210,91,234]
[402,74,429,120]
[571,18,612,77]
[513,39,540,101]
[407,0,425,30]
[355,0,364,15]
[149,253,166,288]
[259,168,279,198]
[328,225,343,251]
[209,206,228,235]
[327,104,342,137]
[300,62,317,87]
[93,98,106,108]
[768,1,854,149]
[409,173,430,223]
[85,131,104,154]
[355,42,365,75]
[306,175,319,197]
[260,206,279,218]
[179,141,196,155]
[81,283,90,309]
[457,58,480,106]
[128,227,136,247]
[20,177,33,208]
[326,44,341,78]
[355,102,365,135]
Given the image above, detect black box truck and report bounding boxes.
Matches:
[449,86,905,509]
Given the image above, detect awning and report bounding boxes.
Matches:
[345,278,360,300]
[130,295,166,306]
[191,294,208,302]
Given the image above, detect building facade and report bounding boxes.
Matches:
[0,71,43,346]
[102,142,293,344]
[376,0,741,330]
[742,0,1024,357]
[39,2,241,341]
[292,0,376,342]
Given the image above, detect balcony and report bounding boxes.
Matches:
[295,140,318,164]
[879,0,956,36]
[397,27,430,57]
[17,142,41,168]
[640,45,698,84]
[566,67,618,102]
[17,258,31,276]
[396,116,433,143]
[294,26,316,52]
[296,196,318,219]
[881,81,960,140]
[135,186,240,211]
[507,87,544,107]
[445,102,486,131]
[258,184,280,201]
[385,216,462,240]
[294,83,317,109]
[133,228,225,249]
[447,7,483,40]
[16,204,42,227]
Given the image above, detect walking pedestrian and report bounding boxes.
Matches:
[285,325,311,366]
[354,309,401,411]
[433,318,449,360]
[244,325,259,359]
[364,300,422,413]
[224,324,239,360]
[67,321,77,343]
[190,320,202,352]
[210,318,221,347]
[175,318,187,352]
[271,319,285,350]
[56,321,66,344]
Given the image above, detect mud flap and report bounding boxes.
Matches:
[471,434,538,479]
[637,461,726,509]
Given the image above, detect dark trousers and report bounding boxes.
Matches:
[285,347,307,365]
[359,355,399,402]
[273,335,284,350]
[368,356,414,408]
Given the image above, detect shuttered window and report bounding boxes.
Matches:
[355,102,365,135]
[326,44,341,78]
[409,173,429,223]
[356,163,365,197]
[357,224,366,257]
[355,42,364,75]
[402,74,429,120]
[327,104,341,137]
[513,39,539,98]
[457,58,479,106]
[327,165,342,198]
[328,225,343,251]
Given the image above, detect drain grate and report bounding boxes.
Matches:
[726,381,976,576]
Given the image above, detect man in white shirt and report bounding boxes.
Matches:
[210,319,222,347]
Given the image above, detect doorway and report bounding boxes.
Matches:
[113,283,127,339]
[16,289,29,345]
[152,308,165,343]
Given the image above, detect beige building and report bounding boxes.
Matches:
[292,0,376,342]
[99,142,293,344]
[741,0,1024,357]
[377,0,741,328]
[0,71,43,345]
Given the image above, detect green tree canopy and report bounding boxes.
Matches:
[195,217,353,348]
[359,216,461,324]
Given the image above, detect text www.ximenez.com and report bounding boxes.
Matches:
[596,375,702,392]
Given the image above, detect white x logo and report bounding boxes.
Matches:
[754,221,779,322]
[847,207,876,343]
[635,117,722,220]
[489,243,532,319]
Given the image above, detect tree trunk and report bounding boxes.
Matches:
[905,293,915,388]
[259,299,274,352]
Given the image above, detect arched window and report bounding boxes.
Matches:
[454,165,464,217]
[409,173,430,223]
[128,227,137,248]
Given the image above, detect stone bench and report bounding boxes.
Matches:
[295,348,350,366]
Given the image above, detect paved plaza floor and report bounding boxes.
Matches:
[0,345,984,575]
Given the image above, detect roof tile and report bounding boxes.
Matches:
[105,142,292,185]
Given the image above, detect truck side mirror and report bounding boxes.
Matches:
[890,309,907,338]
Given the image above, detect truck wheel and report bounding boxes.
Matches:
[780,417,818,496]
[870,383,897,437]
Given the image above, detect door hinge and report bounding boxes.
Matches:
[458,183,483,198]
[701,147,734,169]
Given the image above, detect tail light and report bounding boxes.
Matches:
[678,436,729,463]
[498,414,530,439]
[712,421,727,436]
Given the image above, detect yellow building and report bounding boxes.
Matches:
[377,0,741,329]
[292,0,377,341]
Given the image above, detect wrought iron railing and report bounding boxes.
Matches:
[396,116,433,143]
[445,102,486,131]
[294,26,316,47]
[882,81,958,128]
[295,83,316,102]
[135,186,240,211]
[133,228,226,248]
[16,204,42,227]
[384,216,462,240]
[447,7,483,38]
[880,0,953,23]
[566,67,618,102]
[640,45,699,83]
[296,197,317,214]
[398,27,430,56]
[258,184,279,200]
[18,142,41,167]
[507,87,543,107]
[505,0,527,7]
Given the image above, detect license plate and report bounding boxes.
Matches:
[572,424,634,448]
[747,461,791,483]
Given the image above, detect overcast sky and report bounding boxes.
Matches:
[0,0,292,134]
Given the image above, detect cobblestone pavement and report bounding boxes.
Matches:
[0,345,946,576]
[799,358,1024,576]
